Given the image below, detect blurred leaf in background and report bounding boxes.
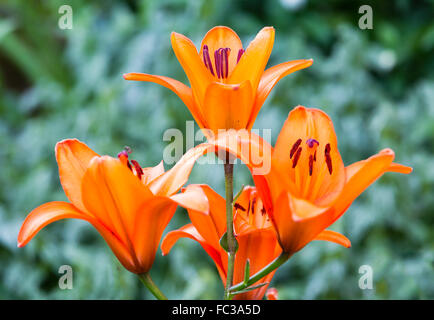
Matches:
[0,0,433,299]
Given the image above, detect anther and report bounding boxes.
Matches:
[309,154,314,176]
[214,50,221,78]
[130,160,143,180]
[251,198,256,215]
[202,45,215,76]
[234,203,246,211]
[261,206,266,216]
[237,49,244,63]
[292,147,302,168]
[324,143,333,174]
[290,138,302,159]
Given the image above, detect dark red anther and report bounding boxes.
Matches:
[306,138,319,148]
[214,49,221,78]
[309,154,314,176]
[261,206,266,216]
[117,147,132,170]
[237,49,244,63]
[251,198,256,215]
[313,150,317,161]
[203,45,215,76]
[292,147,302,168]
[234,203,246,211]
[223,48,230,78]
[324,143,332,174]
[130,160,143,180]
[290,138,302,159]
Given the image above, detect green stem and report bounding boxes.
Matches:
[138,273,168,300]
[223,162,235,300]
[229,252,291,294]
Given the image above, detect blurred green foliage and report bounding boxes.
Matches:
[0,0,433,299]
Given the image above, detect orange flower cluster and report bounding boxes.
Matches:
[18,26,411,300]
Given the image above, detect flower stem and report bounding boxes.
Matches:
[223,162,235,300]
[137,273,168,300]
[229,252,291,294]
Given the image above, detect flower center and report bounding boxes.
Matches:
[202,45,244,80]
[117,147,143,180]
[289,138,332,176]
[234,193,271,230]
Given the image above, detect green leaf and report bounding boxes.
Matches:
[232,185,245,204]
[219,232,239,253]
[243,259,250,285]
[230,282,269,295]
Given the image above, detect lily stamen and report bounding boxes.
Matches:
[237,49,244,63]
[203,45,215,76]
[324,143,333,174]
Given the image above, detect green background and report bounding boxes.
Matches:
[0,0,433,299]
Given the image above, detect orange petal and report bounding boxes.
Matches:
[266,288,279,300]
[314,229,351,248]
[81,156,153,259]
[171,32,213,105]
[199,26,243,77]
[272,192,335,254]
[246,59,313,130]
[161,224,226,281]
[333,148,401,217]
[142,160,165,185]
[169,184,209,214]
[18,201,90,247]
[132,196,177,273]
[272,106,345,206]
[211,130,273,176]
[387,162,413,174]
[233,228,281,300]
[55,139,99,213]
[17,201,137,272]
[122,73,206,128]
[229,27,275,92]
[178,185,226,249]
[148,143,213,196]
[202,81,253,131]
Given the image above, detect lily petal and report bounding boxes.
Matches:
[247,59,313,130]
[334,149,411,217]
[81,156,153,258]
[122,73,206,128]
[233,228,281,300]
[273,106,345,206]
[314,229,351,248]
[171,32,213,105]
[132,196,177,272]
[199,26,243,76]
[142,160,165,185]
[161,223,226,280]
[17,201,137,272]
[229,27,275,92]
[55,139,99,213]
[273,192,335,253]
[148,143,212,196]
[202,81,253,131]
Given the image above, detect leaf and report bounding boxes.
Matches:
[219,232,239,253]
[243,259,250,285]
[231,282,269,295]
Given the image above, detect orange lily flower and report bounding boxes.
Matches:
[209,106,412,255]
[161,184,281,300]
[17,139,209,274]
[123,26,313,133]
